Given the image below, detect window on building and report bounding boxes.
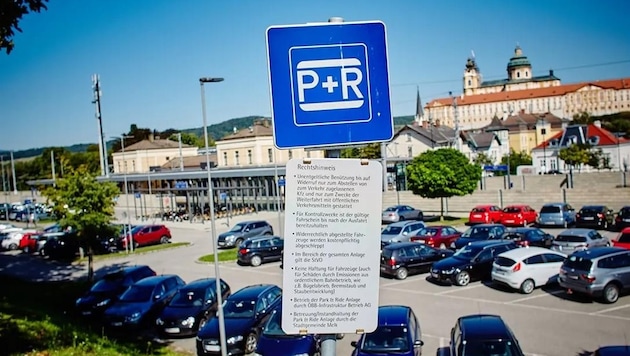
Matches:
[306,151,311,158]
[550,159,557,171]
[525,71,529,77]
[517,72,520,78]
[247,150,252,164]
[407,146,413,158]
[268,148,273,163]
[132,160,135,172]
[288,150,293,159]
[235,151,240,165]
[117,162,121,173]
[540,159,546,168]
[223,152,228,166]
[467,79,471,86]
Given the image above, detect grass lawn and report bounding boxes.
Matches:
[198,249,238,263]
[79,242,190,262]
[0,275,189,356]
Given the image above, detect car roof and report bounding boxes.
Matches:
[570,247,627,259]
[421,225,450,229]
[183,278,221,290]
[237,220,267,225]
[458,314,512,339]
[621,227,630,233]
[134,274,179,286]
[229,284,279,300]
[498,246,563,260]
[541,202,566,207]
[376,305,411,326]
[387,221,422,227]
[580,205,606,209]
[467,240,513,248]
[595,346,630,355]
[506,227,538,233]
[384,242,421,250]
[470,223,504,228]
[558,228,596,237]
[106,265,152,276]
[504,204,528,208]
[247,235,281,242]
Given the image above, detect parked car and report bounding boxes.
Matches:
[382,205,424,223]
[37,232,65,256]
[593,346,630,356]
[537,202,576,228]
[380,242,454,280]
[256,300,320,356]
[430,240,518,286]
[615,206,630,231]
[0,203,9,220]
[559,247,630,303]
[120,224,171,249]
[492,247,566,294]
[75,265,157,316]
[501,227,555,248]
[381,221,425,248]
[19,231,44,253]
[103,274,185,331]
[1,230,35,250]
[448,314,525,356]
[500,205,538,227]
[451,224,506,250]
[237,235,283,267]
[217,220,273,249]
[44,232,81,260]
[350,305,423,356]
[409,225,461,249]
[575,205,615,230]
[613,228,630,250]
[196,284,282,355]
[551,228,610,255]
[468,205,503,225]
[156,278,230,337]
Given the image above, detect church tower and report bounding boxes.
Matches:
[507,45,532,81]
[463,57,481,96]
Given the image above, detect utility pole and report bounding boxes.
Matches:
[51,151,56,186]
[450,91,461,151]
[178,133,184,171]
[10,151,17,194]
[429,111,434,149]
[92,74,108,177]
[1,154,7,220]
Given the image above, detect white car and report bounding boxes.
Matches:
[1,230,26,250]
[491,247,566,294]
[0,223,16,232]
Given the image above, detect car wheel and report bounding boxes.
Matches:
[133,241,140,250]
[159,235,169,244]
[251,255,263,267]
[417,213,423,221]
[235,238,243,247]
[563,220,568,228]
[398,215,405,221]
[520,279,535,294]
[439,243,447,249]
[395,267,408,280]
[454,271,470,286]
[8,243,17,251]
[23,246,30,254]
[602,283,619,304]
[244,332,258,354]
[264,231,272,235]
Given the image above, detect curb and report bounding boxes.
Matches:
[72,242,194,265]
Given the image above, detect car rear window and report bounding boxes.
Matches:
[503,207,521,213]
[495,256,516,267]
[564,255,593,271]
[540,206,561,213]
[381,249,393,259]
[619,208,630,217]
[555,235,586,243]
[617,233,630,243]
[471,207,487,213]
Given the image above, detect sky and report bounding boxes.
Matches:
[1,0,629,151]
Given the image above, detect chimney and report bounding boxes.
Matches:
[594,120,602,128]
[148,133,154,142]
[233,127,237,133]
[249,126,253,132]
[435,119,441,127]
[549,69,554,77]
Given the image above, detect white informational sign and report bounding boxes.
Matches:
[282,158,382,335]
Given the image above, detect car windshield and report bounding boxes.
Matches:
[503,207,521,213]
[130,226,144,234]
[564,255,593,271]
[223,299,256,318]
[90,275,123,293]
[555,235,586,243]
[471,207,487,213]
[416,228,438,236]
[540,206,561,213]
[119,285,154,302]
[361,326,409,352]
[619,209,630,217]
[382,226,402,235]
[460,339,521,356]
[580,207,602,214]
[262,310,297,338]
[618,233,630,243]
[384,207,399,212]
[170,288,205,307]
[461,227,492,239]
[229,224,246,232]
[453,245,483,260]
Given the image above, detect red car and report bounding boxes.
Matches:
[410,225,462,249]
[120,224,171,249]
[500,205,538,227]
[468,205,503,225]
[19,232,43,253]
[612,227,630,250]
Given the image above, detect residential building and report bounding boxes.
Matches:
[531,121,630,173]
[162,153,218,171]
[463,123,509,164]
[111,136,197,174]
[214,118,325,167]
[424,46,630,130]
[386,124,464,162]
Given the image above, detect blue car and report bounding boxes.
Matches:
[351,305,423,356]
[255,300,319,356]
[452,224,506,250]
[448,314,525,356]
[103,274,185,331]
[196,284,282,356]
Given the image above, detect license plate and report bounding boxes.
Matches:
[505,220,514,223]
[473,214,481,218]
[111,322,123,327]
[624,219,630,222]
[81,311,92,316]
[205,345,221,352]
[416,240,425,244]
[584,217,594,220]
[218,242,225,246]
[165,327,180,333]
[494,270,505,275]
[380,266,386,271]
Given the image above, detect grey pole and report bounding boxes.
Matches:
[274,149,283,236]
[200,77,228,356]
[92,74,107,177]
[178,133,184,171]
[51,151,56,185]
[10,151,17,194]
[1,154,8,221]
[117,135,134,253]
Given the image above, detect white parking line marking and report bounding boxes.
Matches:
[506,290,564,304]
[436,284,484,295]
[589,303,630,315]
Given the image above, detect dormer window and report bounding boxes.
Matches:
[588,136,600,146]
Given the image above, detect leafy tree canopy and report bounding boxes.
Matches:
[341,143,381,159]
[558,143,591,168]
[1,0,48,54]
[500,149,533,175]
[168,132,205,148]
[473,153,493,166]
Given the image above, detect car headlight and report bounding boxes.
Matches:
[450,242,456,248]
[442,267,456,274]
[181,316,195,326]
[226,335,244,344]
[156,318,164,325]
[96,299,110,307]
[293,354,309,356]
[224,235,234,241]
[75,298,82,305]
[126,312,141,322]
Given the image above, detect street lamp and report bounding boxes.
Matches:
[199,76,227,356]
[112,135,134,253]
[0,154,8,221]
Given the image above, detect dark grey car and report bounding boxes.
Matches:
[551,228,610,255]
[217,221,273,248]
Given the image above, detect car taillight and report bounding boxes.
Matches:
[388,258,396,267]
[616,216,621,222]
[517,214,523,219]
[520,240,529,247]
[580,274,596,283]
[239,248,248,255]
[512,262,521,272]
[576,213,581,218]
[597,213,604,218]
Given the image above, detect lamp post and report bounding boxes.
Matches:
[113,135,134,253]
[541,127,547,174]
[199,76,227,356]
[10,151,17,194]
[1,154,8,221]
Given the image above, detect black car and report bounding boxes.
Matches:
[576,205,614,230]
[156,278,231,337]
[448,314,525,356]
[75,265,157,316]
[380,242,454,280]
[44,232,81,260]
[237,235,284,267]
[615,206,630,231]
[103,274,185,331]
[451,224,506,250]
[501,227,555,248]
[430,240,517,286]
[0,203,9,220]
[196,284,282,356]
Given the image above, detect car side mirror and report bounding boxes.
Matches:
[245,228,250,232]
[351,341,358,348]
[403,231,408,235]
[154,294,162,300]
[414,340,424,347]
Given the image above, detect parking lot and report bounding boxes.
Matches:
[2,212,629,355]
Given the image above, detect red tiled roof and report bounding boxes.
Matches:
[426,77,630,107]
[532,124,629,150]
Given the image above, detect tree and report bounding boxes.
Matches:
[340,143,381,159]
[1,0,48,54]
[168,132,205,148]
[43,161,120,282]
[500,149,533,175]
[558,144,590,171]
[572,111,592,124]
[473,153,493,166]
[406,148,481,220]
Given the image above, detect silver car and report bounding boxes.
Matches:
[381,221,425,247]
[551,228,610,255]
[382,205,424,223]
[537,202,576,228]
